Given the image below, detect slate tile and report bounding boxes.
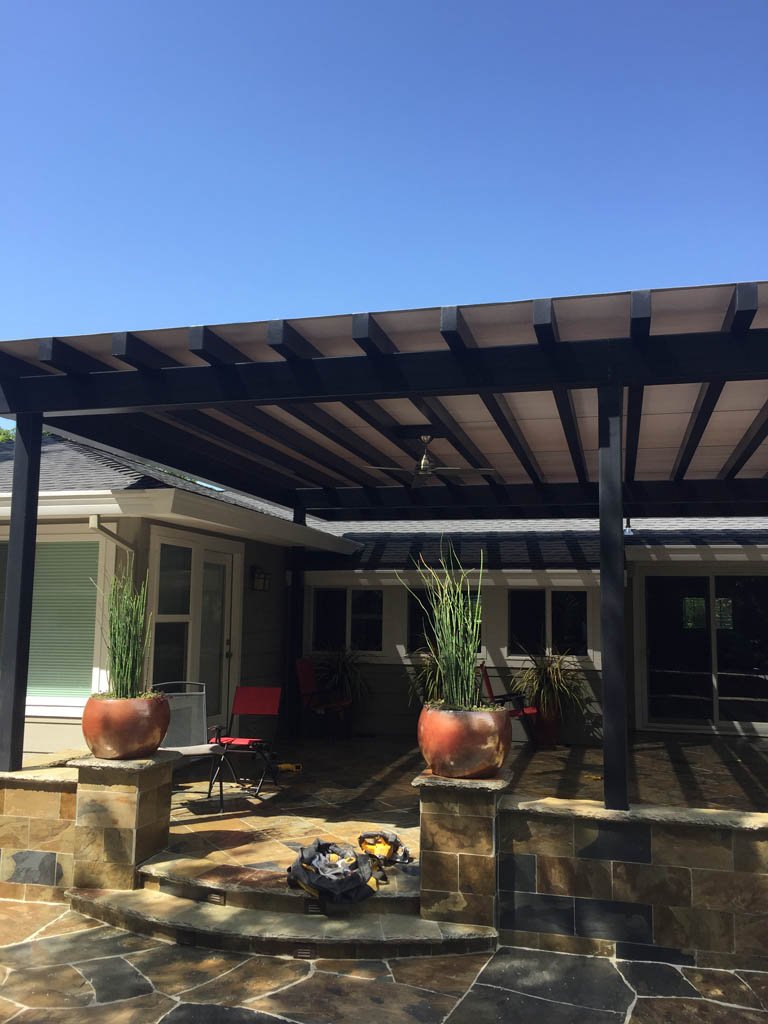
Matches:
[498,853,535,892]
[477,946,633,1012]
[693,868,768,914]
[161,1008,280,1024]
[7,990,175,1023]
[499,891,574,935]
[445,985,623,1023]
[615,942,695,966]
[575,821,651,863]
[77,955,154,1001]
[538,854,612,899]
[575,897,652,944]
[0,850,57,886]
[254,971,456,1024]
[0,924,159,969]
[651,825,733,870]
[498,813,574,856]
[617,961,699,997]
[0,963,93,1007]
[628,997,766,1023]
[682,968,763,1008]
[654,906,734,954]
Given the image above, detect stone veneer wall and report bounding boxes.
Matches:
[0,752,178,901]
[416,773,768,968]
[0,768,78,900]
[497,796,768,967]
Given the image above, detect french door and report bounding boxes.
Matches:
[643,572,768,733]
[149,529,242,727]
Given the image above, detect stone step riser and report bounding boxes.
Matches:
[68,891,495,959]
[139,874,420,917]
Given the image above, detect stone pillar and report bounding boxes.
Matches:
[69,752,180,890]
[413,769,512,928]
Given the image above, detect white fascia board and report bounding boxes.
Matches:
[0,487,357,553]
[165,489,359,553]
[626,544,768,563]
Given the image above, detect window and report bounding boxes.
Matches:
[312,588,347,651]
[312,588,383,652]
[552,591,588,656]
[508,588,588,658]
[350,590,383,651]
[508,590,545,655]
[0,541,100,700]
[406,590,432,653]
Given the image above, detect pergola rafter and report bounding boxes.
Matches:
[1,280,766,811]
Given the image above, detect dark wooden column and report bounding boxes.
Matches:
[0,413,43,771]
[282,546,306,736]
[598,386,629,809]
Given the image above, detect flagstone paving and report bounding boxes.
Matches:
[0,905,766,1021]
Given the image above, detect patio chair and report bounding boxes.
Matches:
[481,664,537,729]
[207,685,282,811]
[295,658,353,733]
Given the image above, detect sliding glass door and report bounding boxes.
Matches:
[644,573,768,731]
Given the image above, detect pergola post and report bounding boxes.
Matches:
[282,547,306,736]
[0,413,43,771]
[598,385,629,810]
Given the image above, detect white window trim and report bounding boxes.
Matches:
[505,586,596,667]
[308,585,386,657]
[633,562,768,737]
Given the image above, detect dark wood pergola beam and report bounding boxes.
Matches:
[296,478,768,511]
[157,409,343,488]
[267,321,323,361]
[189,326,247,366]
[222,405,386,488]
[719,398,768,480]
[112,332,182,370]
[47,414,293,506]
[4,328,768,416]
[440,307,543,485]
[38,338,111,374]
[674,284,759,481]
[533,299,588,483]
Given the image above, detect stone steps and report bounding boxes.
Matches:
[67,887,497,959]
[137,853,421,916]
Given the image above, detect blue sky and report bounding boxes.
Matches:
[0,0,766,342]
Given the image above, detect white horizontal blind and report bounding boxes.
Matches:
[0,541,99,698]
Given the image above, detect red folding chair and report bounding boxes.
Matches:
[295,658,353,726]
[481,664,538,726]
[208,685,281,812]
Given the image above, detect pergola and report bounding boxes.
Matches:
[1,281,766,808]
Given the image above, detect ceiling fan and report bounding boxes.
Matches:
[366,434,495,480]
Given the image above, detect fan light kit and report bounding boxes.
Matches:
[366,435,493,480]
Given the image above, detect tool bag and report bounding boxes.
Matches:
[287,839,378,904]
[358,830,413,866]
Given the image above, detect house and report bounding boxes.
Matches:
[0,280,766,813]
[0,436,356,754]
[6,436,768,754]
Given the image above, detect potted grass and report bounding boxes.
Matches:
[402,544,511,779]
[81,569,170,759]
[510,650,593,748]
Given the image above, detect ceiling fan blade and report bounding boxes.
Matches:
[366,465,412,472]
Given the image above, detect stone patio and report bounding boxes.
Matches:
[0,906,767,1021]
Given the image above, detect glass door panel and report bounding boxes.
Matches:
[645,576,713,723]
[715,576,768,723]
[199,554,232,718]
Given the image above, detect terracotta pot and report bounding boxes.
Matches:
[81,695,170,760]
[417,705,512,779]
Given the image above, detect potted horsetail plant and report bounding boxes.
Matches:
[402,544,511,778]
[81,568,170,759]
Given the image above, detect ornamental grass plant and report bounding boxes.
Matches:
[103,570,152,698]
[402,543,484,710]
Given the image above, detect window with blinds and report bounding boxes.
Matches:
[0,541,99,699]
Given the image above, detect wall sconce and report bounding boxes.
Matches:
[249,566,271,592]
